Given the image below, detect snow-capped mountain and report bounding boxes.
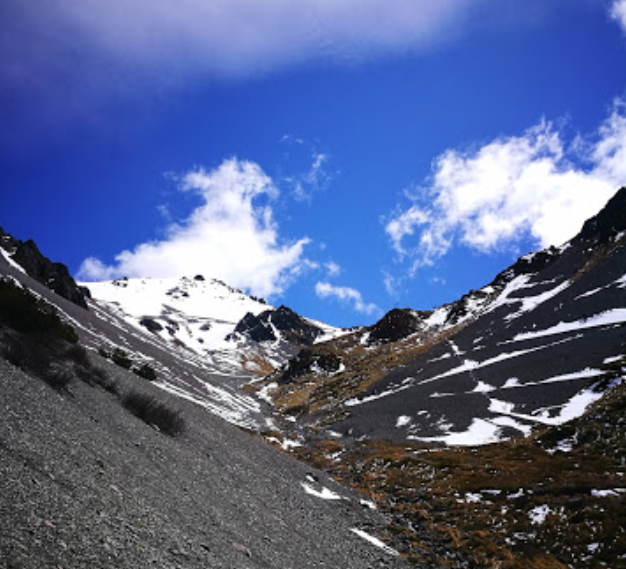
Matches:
[2,190,626,569]
[84,275,271,358]
[261,187,626,446]
[0,234,343,430]
[82,275,342,375]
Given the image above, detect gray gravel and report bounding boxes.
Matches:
[0,356,411,569]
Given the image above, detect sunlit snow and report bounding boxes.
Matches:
[513,309,626,342]
[350,529,400,557]
[301,482,343,500]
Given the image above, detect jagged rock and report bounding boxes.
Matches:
[368,308,422,344]
[0,227,88,309]
[577,186,626,244]
[231,305,323,346]
[140,317,163,333]
[234,312,276,342]
[444,288,491,325]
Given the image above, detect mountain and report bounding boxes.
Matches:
[1,188,625,569]
[0,226,89,308]
[0,233,343,430]
[0,239,414,569]
[83,275,342,376]
[259,187,626,449]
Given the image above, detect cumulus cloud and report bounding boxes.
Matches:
[385,100,626,270]
[315,282,380,316]
[78,158,310,298]
[611,0,626,33]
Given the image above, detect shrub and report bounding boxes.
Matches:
[0,279,78,343]
[65,344,91,367]
[2,339,27,368]
[98,347,111,359]
[92,367,118,394]
[121,390,185,436]
[111,348,132,369]
[42,365,73,390]
[2,333,56,378]
[133,363,157,381]
[62,343,117,393]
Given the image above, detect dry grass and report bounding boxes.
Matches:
[286,374,626,569]
[257,322,468,421]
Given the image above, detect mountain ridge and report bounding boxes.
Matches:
[257,187,626,447]
[1,187,625,568]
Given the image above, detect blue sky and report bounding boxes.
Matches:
[2,0,626,327]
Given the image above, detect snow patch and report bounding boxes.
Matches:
[591,489,625,498]
[505,281,570,321]
[350,529,399,557]
[301,482,343,501]
[396,415,412,428]
[503,377,521,388]
[513,309,626,342]
[412,418,502,446]
[472,381,496,393]
[0,249,26,273]
[529,505,552,525]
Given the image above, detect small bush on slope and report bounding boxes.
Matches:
[132,363,157,381]
[121,390,185,437]
[0,278,77,343]
[0,278,116,393]
[111,348,132,370]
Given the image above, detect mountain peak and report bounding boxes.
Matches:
[0,226,89,309]
[577,186,626,244]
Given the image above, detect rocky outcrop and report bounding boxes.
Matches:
[0,227,89,309]
[231,305,323,346]
[367,308,423,344]
[577,186,626,244]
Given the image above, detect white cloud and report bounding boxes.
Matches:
[315,282,380,315]
[611,0,626,33]
[385,100,626,270]
[382,271,401,298]
[79,158,310,298]
[1,0,484,129]
[289,152,334,202]
[11,0,476,77]
[325,261,342,277]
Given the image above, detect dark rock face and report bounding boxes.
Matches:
[139,317,163,333]
[232,305,323,346]
[233,312,276,342]
[332,187,626,444]
[577,186,626,244]
[0,228,88,309]
[368,308,422,344]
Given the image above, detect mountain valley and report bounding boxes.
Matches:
[1,188,625,568]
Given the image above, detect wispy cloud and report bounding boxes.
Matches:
[385,100,626,271]
[315,281,380,316]
[611,0,626,33]
[79,158,310,298]
[325,261,342,277]
[279,136,336,201]
[6,1,477,75]
[0,0,481,126]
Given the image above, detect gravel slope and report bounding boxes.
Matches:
[0,356,411,569]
